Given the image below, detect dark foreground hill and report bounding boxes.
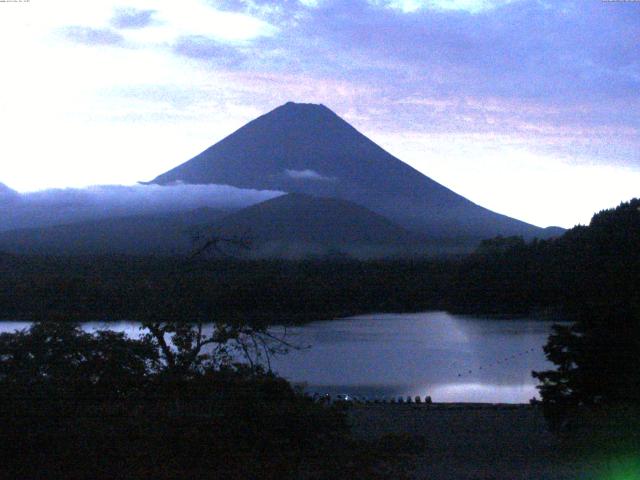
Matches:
[150,102,562,246]
[0,193,442,258]
[204,193,436,258]
[0,208,228,256]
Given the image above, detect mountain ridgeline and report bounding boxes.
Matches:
[151,102,562,246]
[0,102,564,258]
[0,194,432,258]
[0,183,18,203]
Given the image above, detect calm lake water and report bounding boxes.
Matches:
[0,311,561,403]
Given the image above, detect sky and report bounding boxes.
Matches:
[0,0,638,228]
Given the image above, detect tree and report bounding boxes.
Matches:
[140,320,298,375]
[0,321,347,479]
[532,199,640,430]
[0,321,155,392]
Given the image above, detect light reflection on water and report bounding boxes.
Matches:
[268,311,562,403]
[0,312,563,403]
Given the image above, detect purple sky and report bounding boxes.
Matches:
[0,0,638,227]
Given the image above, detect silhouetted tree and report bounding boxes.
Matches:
[0,322,349,479]
[533,199,640,429]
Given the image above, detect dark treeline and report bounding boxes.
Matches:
[455,199,640,319]
[0,200,638,324]
[0,255,456,323]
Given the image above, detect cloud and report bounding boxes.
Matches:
[214,0,639,168]
[54,0,640,166]
[173,35,245,65]
[157,1,277,42]
[62,26,125,46]
[0,184,284,232]
[304,0,639,103]
[58,2,276,50]
[111,8,156,29]
[183,0,638,127]
[214,0,312,17]
[378,0,516,14]
[284,169,334,181]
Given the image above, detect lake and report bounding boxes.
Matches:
[0,311,561,403]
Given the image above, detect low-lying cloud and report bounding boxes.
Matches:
[284,169,334,181]
[0,183,284,232]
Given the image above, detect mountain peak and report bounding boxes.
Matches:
[281,101,330,110]
[265,101,338,123]
[150,103,556,247]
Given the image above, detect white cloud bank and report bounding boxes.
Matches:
[0,183,283,232]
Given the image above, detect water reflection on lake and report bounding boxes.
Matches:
[0,312,562,403]
[268,312,561,403]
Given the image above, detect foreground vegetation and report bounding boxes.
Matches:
[0,322,422,479]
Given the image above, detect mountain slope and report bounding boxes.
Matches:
[204,193,435,258]
[0,183,19,203]
[150,102,560,243]
[211,193,419,244]
[0,194,437,258]
[0,208,228,256]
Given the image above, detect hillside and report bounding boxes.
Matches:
[0,208,228,256]
[205,193,433,258]
[0,194,439,259]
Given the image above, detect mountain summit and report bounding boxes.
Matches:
[151,102,558,246]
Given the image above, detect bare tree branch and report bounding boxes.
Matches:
[189,234,252,260]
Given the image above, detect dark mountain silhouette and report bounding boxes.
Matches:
[0,194,442,258]
[541,226,566,238]
[0,208,229,256]
[0,183,18,203]
[204,193,437,258]
[212,193,417,243]
[150,102,563,247]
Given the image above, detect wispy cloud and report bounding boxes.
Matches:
[378,0,518,14]
[62,26,125,46]
[173,35,246,65]
[284,169,335,181]
[111,8,156,29]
